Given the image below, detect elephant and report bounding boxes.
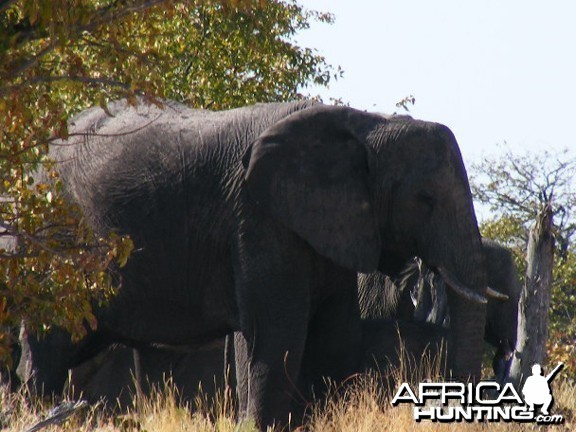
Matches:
[68,339,230,409]
[18,98,491,428]
[66,319,446,410]
[359,238,522,383]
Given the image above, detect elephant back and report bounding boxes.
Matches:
[49,98,317,236]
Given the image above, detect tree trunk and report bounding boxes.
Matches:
[509,204,555,387]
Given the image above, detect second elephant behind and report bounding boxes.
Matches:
[359,238,522,382]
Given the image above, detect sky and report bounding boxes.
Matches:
[294,0,576,165]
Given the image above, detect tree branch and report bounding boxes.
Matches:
[0,0,171,89]
[0,75,131,98]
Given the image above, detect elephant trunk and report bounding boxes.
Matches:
[446,288,486,381]
[436,193,487,382]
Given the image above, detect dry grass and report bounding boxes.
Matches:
[306,372,575,432]
[1,377,253,432]
[2,352,574,432]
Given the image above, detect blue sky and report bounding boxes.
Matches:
[295,1,576,164]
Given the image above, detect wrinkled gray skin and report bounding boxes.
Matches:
[19,100,486,428]
[359,238,521,382]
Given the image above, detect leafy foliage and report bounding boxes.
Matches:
[0,0,336,362]
[160,1,337,108]
[471,146,576,373]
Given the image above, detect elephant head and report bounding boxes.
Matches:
[363,238,522,382]
[482,239,521,381]
[244,106,488,380]
[482,239,521,352]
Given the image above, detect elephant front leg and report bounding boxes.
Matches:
[234,319,307,428]
[233,221,314,428]
[301,264,362,397]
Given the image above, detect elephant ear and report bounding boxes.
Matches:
[244,106,381,272]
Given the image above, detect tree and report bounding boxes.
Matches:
[0,0,337,363]
[510,203,555,385]
[472,147,576,254]
[471,146,576,380]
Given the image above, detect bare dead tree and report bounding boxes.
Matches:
[509,204,555,386]
[471,146,576,386]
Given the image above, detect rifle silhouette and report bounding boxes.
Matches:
[545,362,564,383]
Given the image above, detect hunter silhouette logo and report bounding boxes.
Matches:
[391,362,565,424]
[522,363,563,416]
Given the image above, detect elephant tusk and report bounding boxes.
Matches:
[486,286,509,301]
[437,267,487,304]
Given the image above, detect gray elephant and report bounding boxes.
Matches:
[19,99,492,428]
[359,238,522,382]
[67,319,446,410]
[68,339,230,409]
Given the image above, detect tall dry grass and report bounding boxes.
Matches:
[307,341,575,432]
[1,346,574,432]
[306,371,575,432]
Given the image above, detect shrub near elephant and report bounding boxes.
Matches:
[19,99,491,428]
[359,238,522,382]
